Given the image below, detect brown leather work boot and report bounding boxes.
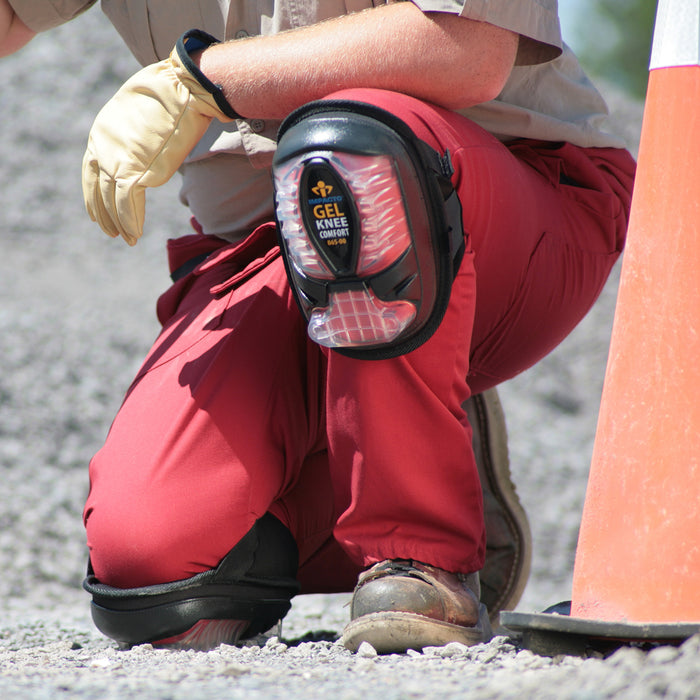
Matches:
[465,388,532,626]
[341,560,492,654]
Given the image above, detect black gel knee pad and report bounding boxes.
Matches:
[83,513,300,646]
[272,100,465,360]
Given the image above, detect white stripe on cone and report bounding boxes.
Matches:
[650,0,700,69]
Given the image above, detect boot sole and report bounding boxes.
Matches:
[341,603,493,654]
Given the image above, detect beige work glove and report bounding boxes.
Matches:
[82,30,239,245]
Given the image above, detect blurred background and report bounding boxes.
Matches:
[563,0,656,99]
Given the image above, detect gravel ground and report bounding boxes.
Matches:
[1,7,698,698]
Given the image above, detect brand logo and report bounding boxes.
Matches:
[311,180,333,198]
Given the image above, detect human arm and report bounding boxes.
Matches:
[82,3,518,244]
[0,0,36,56]
[195,2,518,118]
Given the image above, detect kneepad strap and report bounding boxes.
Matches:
[273,100,465,360]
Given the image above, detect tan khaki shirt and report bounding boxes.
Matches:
[12,0,627,239]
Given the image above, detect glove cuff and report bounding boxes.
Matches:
[176,29,242,120]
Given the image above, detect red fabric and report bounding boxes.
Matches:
[83,88,635,592]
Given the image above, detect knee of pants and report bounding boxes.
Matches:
[83,499,260,589]
[321,87,438,129]
[320,87,492,158]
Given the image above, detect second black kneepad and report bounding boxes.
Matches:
[83,513,300,647]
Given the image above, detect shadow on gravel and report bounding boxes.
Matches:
[284,630,340,645]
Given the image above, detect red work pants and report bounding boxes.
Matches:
[84,89,635,592]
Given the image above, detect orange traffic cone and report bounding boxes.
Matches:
[570,0,700,625]
[502,0,700,655]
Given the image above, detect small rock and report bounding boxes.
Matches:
[679,633,700,656]
[438,642,469,658]
[422,646,442,657]
[263,636,288,653]
[475,647,499,664]
[646,645,680,665]
[89,657,111,668]
[356,641,378,658]
[606,645,646,670]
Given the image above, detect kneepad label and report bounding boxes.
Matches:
[300,159,359,275]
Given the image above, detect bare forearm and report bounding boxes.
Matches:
[0,0,35,56]
[197,3,517,120]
